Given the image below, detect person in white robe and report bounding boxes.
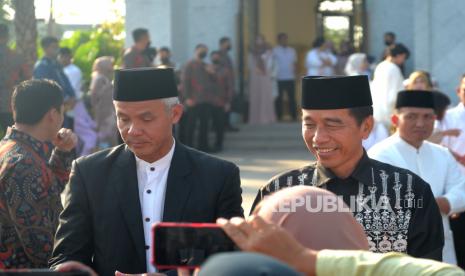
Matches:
[437,75,465,173]
[371,43,409,128]
[368,90,465,264]
[305,37,337,76]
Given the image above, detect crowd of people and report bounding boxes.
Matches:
[1,22,465,276]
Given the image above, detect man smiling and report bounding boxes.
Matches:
[251,76,444,261]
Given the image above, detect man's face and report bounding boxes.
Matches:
[196,46,208,60]
[211,53,221,64]
[302,109,372,176]
[384,34,395,46]
[46,42,59,59]
[57,54,71,66]
[115,99,182,162]
[393,107,436,147]
[159,50,171,61]
[457,77,465,105]
[47,104,64,140]
[221,40,231,51]
[278,35,288,46]
[392,53,407,66]
[138,34,150,48]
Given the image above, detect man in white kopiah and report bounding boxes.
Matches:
[368,90,465,265]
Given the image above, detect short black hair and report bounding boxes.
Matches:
[277,32,287,40]
[0,24,8,39]
[389,43,410,59]
[40,36,59,49]
[132,28,149,43]
[384,32,396,38]
[195,44,207,50]
[312,37,325,48]
[58,47,72,56]
[219,37,230,45]
[12,79,64,125]
[348,106,373,126]
[159,47,170,53]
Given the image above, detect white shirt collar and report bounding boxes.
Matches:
[392,133,425,153]
[135,139,176,172]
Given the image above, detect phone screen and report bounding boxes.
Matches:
[152,223,237,269]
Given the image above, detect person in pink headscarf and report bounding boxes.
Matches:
[89,56,118,149]
[253,185,369,251]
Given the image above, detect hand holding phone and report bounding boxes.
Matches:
[152,222,237,269]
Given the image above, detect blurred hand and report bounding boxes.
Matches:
[436,197,451,215]
[206,64,215,74]
[442,128,461,137]
[450,150,465,167]
[52,128,78,152]
[55,261,98,276]
[451,213,460,219]
[217,216,316,276]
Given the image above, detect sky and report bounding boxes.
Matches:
[34,0,125,25]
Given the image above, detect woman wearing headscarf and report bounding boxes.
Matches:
[248,34,277,125]
[344,53,370,76]
[217,186,464,276]
[89,56,118,149]
[253,185,369,251]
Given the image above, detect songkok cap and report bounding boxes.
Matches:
[113,67,178,101]
[395,90,435,109]
[301,75,372,109]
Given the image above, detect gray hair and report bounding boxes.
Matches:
[162,97,180,113]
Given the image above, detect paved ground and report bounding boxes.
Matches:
[212,122,315,215]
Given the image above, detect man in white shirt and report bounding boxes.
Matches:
[58,47,83,99]
[305,37,337,77]
[436,74,465,269]
[371,43,409,128]
[273,33,297,121]
[368,90,465,264]
[438,74,465,172]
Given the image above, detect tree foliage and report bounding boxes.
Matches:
[60,19,125,89]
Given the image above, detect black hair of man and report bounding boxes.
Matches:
[219,37,230,45]
[348,106,373,126]
[312,37,325,48]
[277,32,287,41]
[0,23,8,39]
[195,44,207,50]
[159,47,170,53]
[385,32,396,39]
[40,36,59,49]
[58,47,72,56]
[132,28,149,43]
[210,50,221,56]
[389,43,410,59]
[12,79,64,125]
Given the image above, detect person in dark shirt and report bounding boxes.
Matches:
[33,36,76,129]
[251,75,444,261]
[0,79,77,268]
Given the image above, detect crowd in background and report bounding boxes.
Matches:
[1,22,465,273]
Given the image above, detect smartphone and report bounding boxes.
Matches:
[152,222,237,269]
